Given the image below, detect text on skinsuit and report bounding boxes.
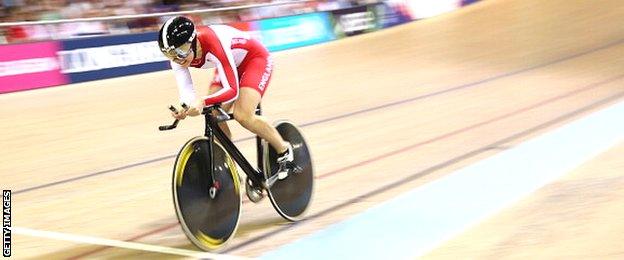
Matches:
[258,57,273,91]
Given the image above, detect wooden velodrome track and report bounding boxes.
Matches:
[2,0,624,258]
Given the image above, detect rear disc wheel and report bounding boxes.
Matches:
[263,121,314,221]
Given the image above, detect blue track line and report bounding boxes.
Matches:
[261,97,624,260]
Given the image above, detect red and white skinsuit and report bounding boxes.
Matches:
[170,24,273,105]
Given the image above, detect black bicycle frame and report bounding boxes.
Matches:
[203,105,266,186]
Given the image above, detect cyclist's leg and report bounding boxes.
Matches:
[233,88,288,154]
[232,55,287,154]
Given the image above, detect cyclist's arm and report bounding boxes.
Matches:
[202,41,239,105]
[171,61,197,105]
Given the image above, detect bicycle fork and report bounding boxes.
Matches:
[197,126,219,199]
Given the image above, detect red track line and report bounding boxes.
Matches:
[66,74,623,259]
[317,74,624,180]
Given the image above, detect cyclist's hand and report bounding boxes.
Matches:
[171,109,187,120]
[186,99,204,117]
[170,104,188,120]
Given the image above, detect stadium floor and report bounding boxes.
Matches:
[2,0,624,258]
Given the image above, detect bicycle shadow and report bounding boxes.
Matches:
[234,215,292,238]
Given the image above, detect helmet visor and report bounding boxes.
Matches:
[162,42,193,61]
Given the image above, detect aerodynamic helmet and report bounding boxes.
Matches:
[157,16,197,61]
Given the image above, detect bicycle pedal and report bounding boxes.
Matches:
[285,164,303,175]
[264,173,280,188]
[277,170,288,180]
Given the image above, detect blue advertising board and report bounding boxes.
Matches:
[257,12,336,52]
[60,32,170,83]
[373,2,413,28]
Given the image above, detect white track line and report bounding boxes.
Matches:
[13,227,251,259]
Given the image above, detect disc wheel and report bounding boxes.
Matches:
[263,120,314,221]
[172,137,241,251]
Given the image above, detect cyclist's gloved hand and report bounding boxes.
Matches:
[170,103,190,120]
[171,108,187,120]
[185,99,205,117]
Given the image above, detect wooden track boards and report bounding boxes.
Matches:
[2,0,623,258]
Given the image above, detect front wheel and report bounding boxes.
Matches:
[263,120,314,221]
[172,137,241,251]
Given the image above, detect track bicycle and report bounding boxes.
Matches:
[159,104,314,251]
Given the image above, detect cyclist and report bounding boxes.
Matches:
[157,16,293,169]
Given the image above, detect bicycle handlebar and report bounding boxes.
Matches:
[158,119,179,131]
[158,103,225,131]
[158,105,184,131]
[158,103,259,131]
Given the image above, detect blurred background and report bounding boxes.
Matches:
[0,0,387,43]
[0,0,477,93]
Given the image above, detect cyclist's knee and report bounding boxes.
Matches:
[233,108,254,128]
[233,89,260,129]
